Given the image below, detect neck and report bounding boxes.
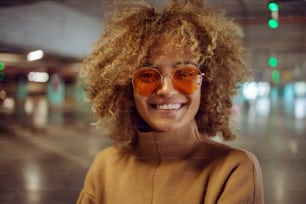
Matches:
[136,120,203,161]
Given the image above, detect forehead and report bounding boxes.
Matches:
[147,33,199,66]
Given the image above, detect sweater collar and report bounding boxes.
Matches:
[136,120,203,161]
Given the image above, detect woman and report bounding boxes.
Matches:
[77,0,264,203]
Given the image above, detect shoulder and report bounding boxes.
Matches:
[218,141,259,165]
[224,144,260,169]
[196,138,261,171]
[94,145,120,161]
[201,141,264,203]
[91,145,134,169]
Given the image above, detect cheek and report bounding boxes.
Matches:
[191,90,201,107]
[189,92,201,116]
[133,93,147,116]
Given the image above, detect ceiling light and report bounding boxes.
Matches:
[28,72,49,83]
[27,50,44,61]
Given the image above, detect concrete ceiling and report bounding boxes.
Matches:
[0,0,306,83]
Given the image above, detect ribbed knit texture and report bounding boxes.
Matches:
[77,120,264,204]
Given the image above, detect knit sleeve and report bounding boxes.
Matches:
[76,190,96,204]
[76,161,98,204]
[217,150,264,204]
[76,149,110,204]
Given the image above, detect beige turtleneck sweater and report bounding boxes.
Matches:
[77,121,264,204]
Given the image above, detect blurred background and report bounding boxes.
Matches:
[0,0,305,203]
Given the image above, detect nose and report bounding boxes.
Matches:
[156,74,178,97]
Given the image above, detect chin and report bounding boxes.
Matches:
[149,121,183,132]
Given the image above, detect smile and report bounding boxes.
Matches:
[156,104,182,110]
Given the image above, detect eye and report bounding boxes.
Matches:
[181,70,194,77]
[174,67,199,81]
[137,69,160,82]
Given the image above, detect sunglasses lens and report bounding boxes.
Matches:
[173,67,202,94]
[133,68,161,96]
[133,67,202,96]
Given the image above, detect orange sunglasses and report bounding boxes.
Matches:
[132,66,204,96]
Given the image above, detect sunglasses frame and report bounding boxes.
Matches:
[132,66,205,96]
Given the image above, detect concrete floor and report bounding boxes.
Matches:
[0,100,306,204]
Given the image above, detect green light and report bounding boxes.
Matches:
[0,62,4,71]
[268,2,279,12]
[0,72,5,81]
[269,57,278,67]
[268,18,279,29]
[272,69,280,84]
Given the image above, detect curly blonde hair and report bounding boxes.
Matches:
[79,0,251,146]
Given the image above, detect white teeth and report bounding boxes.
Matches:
[156,104,181,110]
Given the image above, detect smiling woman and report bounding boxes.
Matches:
[133,45,202,132]
[77,0,264,203]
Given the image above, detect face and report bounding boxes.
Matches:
[133,44,202,132]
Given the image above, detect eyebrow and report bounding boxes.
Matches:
[140,61,198,68]
[174,61,198,67]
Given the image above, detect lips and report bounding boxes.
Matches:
[155,103,182,110]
